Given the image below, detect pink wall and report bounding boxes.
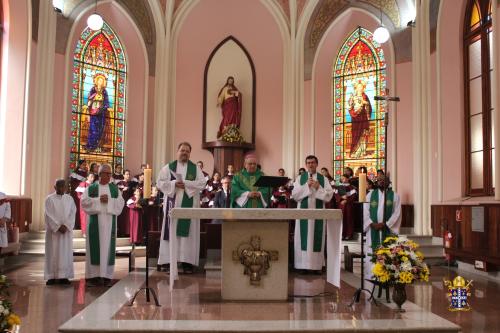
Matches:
[52,1,149,180]
[0,0,29,195]
[174,0,283,175]
[439,0,466,200]
[395,61,413,204]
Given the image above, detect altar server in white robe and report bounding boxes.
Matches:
[44,179,76,285]
[0,192,11,249]
[363,175,401,279]
[291,155,334,274]
[157,142,206,274]
[81,164,124,286]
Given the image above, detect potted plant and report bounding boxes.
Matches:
[371,236,430,312]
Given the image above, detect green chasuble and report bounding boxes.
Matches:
[88,182,119,266]
[169,160,197,237]
[369,189,396,250]
[230,169,270,208]
[299,172,325,252]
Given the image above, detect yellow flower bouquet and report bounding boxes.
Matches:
[371,236,430,285]
[0,275,21,332]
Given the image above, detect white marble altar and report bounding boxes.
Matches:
[169,208,344,293]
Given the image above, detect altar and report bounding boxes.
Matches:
[169,208,343,300]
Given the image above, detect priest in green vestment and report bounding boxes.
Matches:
[363,175,401,279]
[81,164,124,286]
[291,155,334,273]
[157,142,207,274]
[230,154,270,208]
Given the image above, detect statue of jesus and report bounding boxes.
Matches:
[217,76,242,139]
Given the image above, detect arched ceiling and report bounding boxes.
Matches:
[32,0,157,74]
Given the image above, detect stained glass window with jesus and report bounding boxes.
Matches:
[333,27,386,180]
[69,21,127,171]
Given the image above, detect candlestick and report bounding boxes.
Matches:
[143,164,152,199]
[358,172,367,202]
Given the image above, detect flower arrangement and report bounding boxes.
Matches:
[0,275,21,332]
[220,125,245,144]
[371,236,430,284]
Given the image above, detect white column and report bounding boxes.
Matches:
[493,2,500,200]
[29,0,57,231]
[412,0,432,235]
[281,0,297,176]
[152,1,172,173]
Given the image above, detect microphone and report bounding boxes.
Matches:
[374,95,400,102]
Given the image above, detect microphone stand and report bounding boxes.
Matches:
[129,197,160,306]
[349,92,400,306]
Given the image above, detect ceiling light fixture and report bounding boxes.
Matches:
[87,0,103,31]
[373,5,390,44]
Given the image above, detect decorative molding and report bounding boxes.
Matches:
[309,0,348,48]
[359,0,400,28]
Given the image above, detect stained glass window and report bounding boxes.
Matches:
[332,27,386,180]
[69,22,127,171]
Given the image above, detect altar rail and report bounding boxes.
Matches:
[431,203,500,271]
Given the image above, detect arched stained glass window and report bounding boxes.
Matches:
[69,22,127,171]
[464,0,494,196]
[333,27,386,179]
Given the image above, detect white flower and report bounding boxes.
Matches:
[0,305,4,313]
[401,260,412,272]
[3,308,9,316]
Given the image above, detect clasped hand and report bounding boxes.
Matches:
[100,194,108,203]
[248,191,261,199]
[58,225,68,234]
[175,180,185,189]
[307,179,320,190]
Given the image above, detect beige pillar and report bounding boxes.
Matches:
[412,0,432,235]
[29,0,57,230]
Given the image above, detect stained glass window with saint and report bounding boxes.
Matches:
[69,21,127,171]
[333,27,387,180]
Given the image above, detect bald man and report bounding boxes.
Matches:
[81,164,125,286]
[44,179,76,285]
[230,154,270,208]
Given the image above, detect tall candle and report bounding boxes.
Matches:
[358,172,367,202]
[143,165,152,199]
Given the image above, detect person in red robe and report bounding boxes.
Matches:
[334,174,357,240]
[127,188,143,245]
[348,80,372,158]
[69,159,88,230]
[75,173,95,236]
[117,169,132,237]
[217,76,242,138]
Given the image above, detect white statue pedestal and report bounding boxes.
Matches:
[169,208,343,299]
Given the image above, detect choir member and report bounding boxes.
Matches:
[75,173,95,236]
[127,188,143,245]
[69,159,87,230]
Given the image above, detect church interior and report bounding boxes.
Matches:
[0,0,499,332]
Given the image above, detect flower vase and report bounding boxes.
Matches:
[392,283,407,312]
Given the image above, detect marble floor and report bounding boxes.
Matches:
[1,255,498,332]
